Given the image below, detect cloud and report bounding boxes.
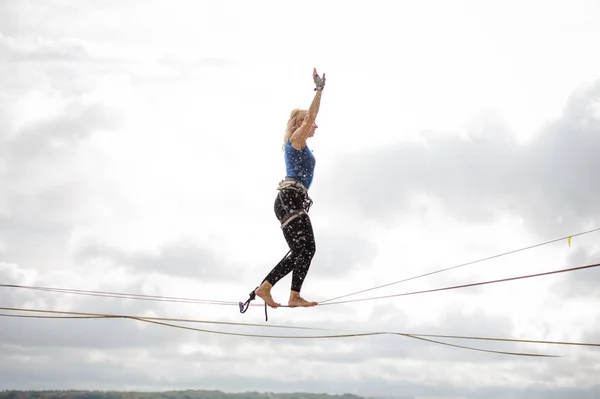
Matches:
[322,80,600,239]
[581,313,600,343]
[157,54,235,68]
[0,100,124,270]
[74,237,237,281]
[551,245,600,300]
[311,231,378,278]
[0,34,91,63]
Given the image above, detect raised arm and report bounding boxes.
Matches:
[290,68,325,149]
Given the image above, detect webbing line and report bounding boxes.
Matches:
[3,262,599,312]
[0,283,236,306]
[2,307,600,352]
[4,228,599,311]
[0,306,563,357]
[133,316,558,358]
[320,226,600,304]
[318,262,600,306]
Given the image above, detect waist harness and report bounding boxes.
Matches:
[277,177,313,228]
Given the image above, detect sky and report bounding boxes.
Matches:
[1,0,600,398]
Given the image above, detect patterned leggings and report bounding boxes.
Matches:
[262,187,316,292]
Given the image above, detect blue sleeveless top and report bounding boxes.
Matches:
[284,139,315,189]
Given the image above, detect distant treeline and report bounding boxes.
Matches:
[0,391,368,399]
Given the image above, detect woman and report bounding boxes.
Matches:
[254,68,326,309]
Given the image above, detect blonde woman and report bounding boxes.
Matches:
[253,68,326,310]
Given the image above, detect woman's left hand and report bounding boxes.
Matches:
[313,68,326,91]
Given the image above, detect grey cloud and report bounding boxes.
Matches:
[311,230,378,278]
[322,80,600,239]
[197,57,235,67]
[157,54,235,68]
[0,35,91,63]
[1,181,91,230]
[0,35,124,99]
[74,237,236,281]
[0,353,148,390]
[0,96,17,141]
[0,81,124,267]
[581,313,600,343]
[6,102,122,163]
[0,178,118,273]
[131,55,235,88]
[550,246,600,301]
[0,1,146,41]
[0,2,23,37]
[0,57,123,181]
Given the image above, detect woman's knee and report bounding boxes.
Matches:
[289,233,314,255]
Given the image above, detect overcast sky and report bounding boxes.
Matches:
[2,0,600,398]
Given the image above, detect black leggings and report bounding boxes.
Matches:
[262,188,316,292]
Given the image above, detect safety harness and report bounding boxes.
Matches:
[276,177,313,228]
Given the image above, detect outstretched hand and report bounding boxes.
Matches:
[313,67,326,91]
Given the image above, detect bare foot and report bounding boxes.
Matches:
[254,281,281,309]
[288,292,318,308]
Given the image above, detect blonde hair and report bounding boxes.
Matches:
[282,108,308,149]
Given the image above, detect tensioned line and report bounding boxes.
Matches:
[4,306,600,357]
[3,262,599,310]
[0,283,238,306]
[319,226,600,303]
[3,306,599,348]
[2,227,598,309]
[318,262,600,306]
